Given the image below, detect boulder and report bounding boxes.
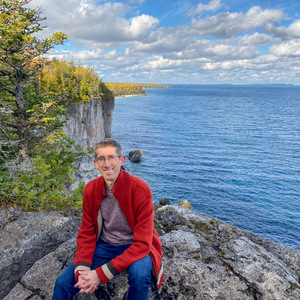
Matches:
[2,206,300,299]
[155,206,300,300]
[128,150,144,162]
[0,208,80,299]
[159,197,171,206]
[178,199,193,209]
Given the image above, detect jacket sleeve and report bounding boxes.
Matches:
[73,186,98,281]
[95,181,154,284]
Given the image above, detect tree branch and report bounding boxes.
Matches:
[2,121,18,130]
[0,84,17,96]
[27,96,68,129]
[0,68,11,77]
[0,152,6,163]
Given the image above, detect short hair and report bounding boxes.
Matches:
[95,138,123,158]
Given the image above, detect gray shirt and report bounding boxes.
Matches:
[100,187,134,245]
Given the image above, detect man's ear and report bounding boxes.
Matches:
[120,155,125,166]
[94,159,100,170]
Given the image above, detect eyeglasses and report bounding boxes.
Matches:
[95,155,120,163]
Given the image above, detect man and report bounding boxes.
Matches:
[53,138,164,299]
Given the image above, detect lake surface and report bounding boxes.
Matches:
[112,84,300,251]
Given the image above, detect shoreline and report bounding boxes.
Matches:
[115,93,147,99]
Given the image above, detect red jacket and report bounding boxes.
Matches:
[74,169,164,288]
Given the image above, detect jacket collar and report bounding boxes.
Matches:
[112,169,130,202]
[96,168,129,202]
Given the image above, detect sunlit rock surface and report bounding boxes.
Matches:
[2,206,299,299]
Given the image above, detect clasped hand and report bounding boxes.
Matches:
[74,270,101,294]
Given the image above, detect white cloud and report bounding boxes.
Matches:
[28,1,300,84]
[202,60,249,71]
[144,56,184,69]
[30,0,158,44]
[126,14,159,39]
[265,19,300,39]
[187,0,221,17]
[237,33,274,46]
[191,6,283,38]
[288,20,300,37]
[270,40,300,56]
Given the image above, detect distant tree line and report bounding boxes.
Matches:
[105,82,171,97]
[140,83,171,88]
[104,83,147,97]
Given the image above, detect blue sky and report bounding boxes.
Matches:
[30,0,300,84]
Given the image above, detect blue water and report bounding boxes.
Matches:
[112,84,300,251]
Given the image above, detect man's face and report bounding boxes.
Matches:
[94,145,125,186]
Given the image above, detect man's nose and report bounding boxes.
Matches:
[103,158,111,166]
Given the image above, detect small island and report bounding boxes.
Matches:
[104,82,171,97]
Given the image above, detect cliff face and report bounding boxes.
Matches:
[63,92,114,185]
[2,206,299,300]
[64,94,114,148]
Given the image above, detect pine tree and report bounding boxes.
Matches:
[0,0,68,163]
[0,0,87,210]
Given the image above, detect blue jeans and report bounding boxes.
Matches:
[52,240,152,300]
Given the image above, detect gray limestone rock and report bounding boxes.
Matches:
[221,237,300,299]
[0,210,80,299]
[4,237,77,300]
[2,206,300,300]
[155,206,300,300]
[63,97,113,150]
[63,94,114,188]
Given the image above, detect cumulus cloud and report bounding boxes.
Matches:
[187,0,222,17]
[265,19,300,40]
[270,40,300,56]
[29,0,300,84]
[237,33,275,46]
[126,14,159,39]
[288,20,300,36]
[30,0,158,44]
[191,6,283,38]
[143,56,187,70]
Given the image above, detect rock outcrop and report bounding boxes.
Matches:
[0,208,80,300]
[159,197,171,206]
[63,92,114,187]
[64,94,114,149]
[178,199,193,209]
[2,206,300,299]
[128,150,144,162]
[155,206,300,300]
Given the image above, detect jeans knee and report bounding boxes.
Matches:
[53,272,78,300]
[128,268,151,287]
[127,255,152,289]
[54,275,65,289]
[54,270,75,293]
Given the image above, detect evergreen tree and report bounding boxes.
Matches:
[0,0,86,210]
[0,0,68,163]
